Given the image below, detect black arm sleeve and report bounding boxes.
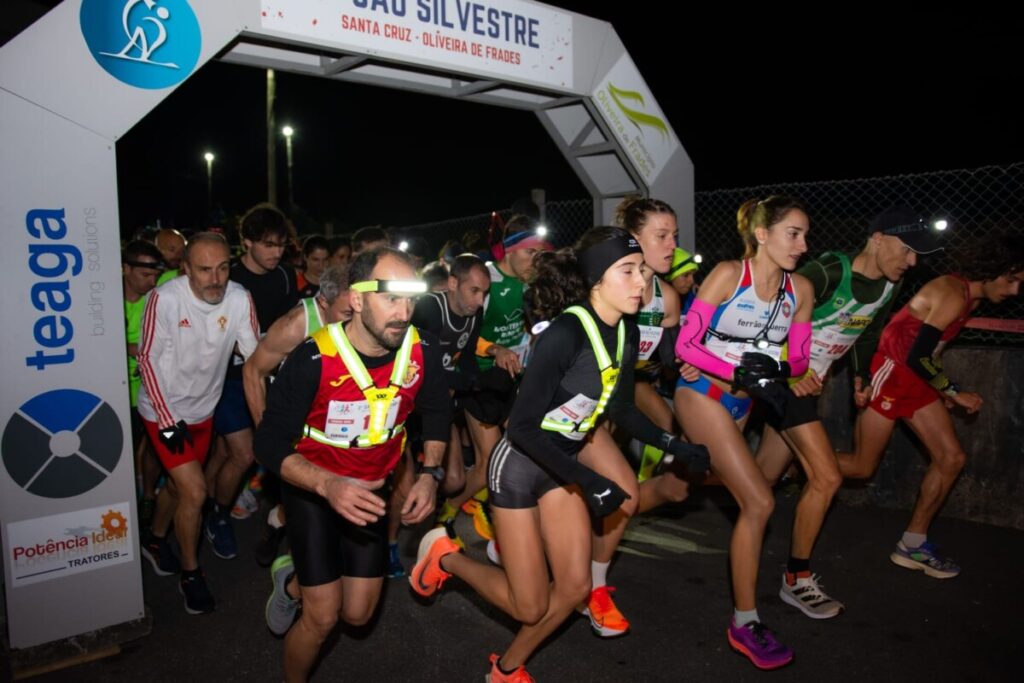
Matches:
[851,280,902,381]
[506,318,596,485]
[414,330,453,443]
[254,338,322,477]
[905,322,955,391]
[607,325,673,447]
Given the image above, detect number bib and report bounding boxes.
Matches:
[637,325,664,361]
[809,326,852,376]
[543,394,599,442]
[324,398,401,442]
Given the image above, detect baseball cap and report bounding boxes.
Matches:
[668,247,699,280]
[868,206,942,254]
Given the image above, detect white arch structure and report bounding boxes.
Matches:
[0,0,692,649]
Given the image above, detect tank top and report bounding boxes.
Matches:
[704,259,796,365]
[876,274,972,365]
[477,262,528,370]
[635,277,666,368]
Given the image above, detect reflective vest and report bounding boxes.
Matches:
[298,322,424,480]
[540,306,624,436]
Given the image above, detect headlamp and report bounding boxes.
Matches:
[350,279,427,295]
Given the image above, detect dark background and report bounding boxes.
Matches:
[4,2,1022,235]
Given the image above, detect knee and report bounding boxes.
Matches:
[341,603,376,627]
[809,464,842,498]
[444,469,465,497]
[742,488,775,521]
[511,593,549,626]
[934,449,966,477]
[617,479,640,517]
[176,478,207,509]
[302,605,340,639]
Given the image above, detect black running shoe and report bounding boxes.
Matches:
[179,569,215,615]
[141,531,180,577]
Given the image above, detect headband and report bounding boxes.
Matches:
[579,232,643,287]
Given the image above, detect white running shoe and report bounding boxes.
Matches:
[779,572,844,619]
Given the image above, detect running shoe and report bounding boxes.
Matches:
[473,501,495,541]
[460,499,481,516]
[727,618,794,670]
[440,518,465,550]
[141,531,180,577]
[486,539,502,566]
[255,521,287,567]
[579,586,630,638]
[486,653,535,683]
[204,507,238,560]
[890,540,961,579]
[179,569,215,615]
[231,487,259,520]
[409,527,459,597]
[779,572,844,619]
[436,500,458,525]
[387,542,406,578]
[248,468,265,494]
[266,555,299,636]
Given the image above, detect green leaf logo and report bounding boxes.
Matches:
[608,83,669,141]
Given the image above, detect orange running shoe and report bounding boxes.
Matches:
[579,586,630,637]
[486,654,535,683]
[409,527,459,597]
[460,499,481,516]
[472,501,495,541]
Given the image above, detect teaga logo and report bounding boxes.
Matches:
[80,0,201,90]
[2,389,122,498]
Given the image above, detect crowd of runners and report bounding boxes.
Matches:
[121,198,1023,681]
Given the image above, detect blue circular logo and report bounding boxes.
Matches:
[80,0,201,90]
[2,389,123,499]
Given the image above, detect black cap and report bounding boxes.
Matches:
[868,206,942,254]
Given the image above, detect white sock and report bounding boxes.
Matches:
[734,608,760,627]
[902,531,927,549]
[267,504,284,529]
[591,560,610,590]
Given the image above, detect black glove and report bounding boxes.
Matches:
[572,465,631,519]
[158,420,193,455]
[663,436,711,475]
[733,352,791,417]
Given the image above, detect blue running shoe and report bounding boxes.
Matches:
[386,542,405,578]
[204,507,238,560]
[890,540,960,579]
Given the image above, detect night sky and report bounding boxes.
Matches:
[75,4,1024,235]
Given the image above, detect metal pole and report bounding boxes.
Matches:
[267,69,277,205]
[285,135,294,208]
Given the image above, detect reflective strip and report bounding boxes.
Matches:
[540,307,624,435]
[302,297,324,337]
[302,422,406,449]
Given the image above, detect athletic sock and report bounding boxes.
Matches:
[787,556,810,581]
[591,560,610,590]
[267,505,284,529]
[734,608,760,627]
[497,658,518,675]
[902,531,927,549]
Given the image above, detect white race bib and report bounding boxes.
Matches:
[809,328,852,376]
[543,393,598,441]
[723,340,783,364]
[637,325,664,361]
[324,398,401,441]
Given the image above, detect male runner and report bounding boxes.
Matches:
[255,248,450,682]
[154,228,186,285]
[137,232,259,614]
[837,234,1023,578]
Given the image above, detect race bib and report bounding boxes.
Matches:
[324,398,401,442]
[637,325,664,361]
[543,394,598,441]
[723,340,782,364]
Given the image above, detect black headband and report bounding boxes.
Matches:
[579,232,643,287]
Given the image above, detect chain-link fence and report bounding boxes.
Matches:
[398,163,1023,345]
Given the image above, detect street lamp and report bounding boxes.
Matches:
[203,151,215,207]
[281,125,294,208]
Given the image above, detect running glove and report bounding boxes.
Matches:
[732,352,791,417]
[158,420,193,455]
[662,437,712,475]
[572,465,630,519]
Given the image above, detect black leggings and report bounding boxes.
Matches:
[283,481,390,586]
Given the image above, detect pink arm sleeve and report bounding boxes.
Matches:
[674,299,737,381]
[787,320,811,377]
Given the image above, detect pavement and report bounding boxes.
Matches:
[17,484,1021,682]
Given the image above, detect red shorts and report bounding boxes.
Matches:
[868,355,940,420]
[142,417,214,470]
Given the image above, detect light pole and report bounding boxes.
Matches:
[282,125,294,208]
[203,151,215,208]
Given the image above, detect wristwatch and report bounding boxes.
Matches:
[419,465,445,483]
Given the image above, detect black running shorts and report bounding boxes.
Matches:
[769,393,821,431]
[487,436,561,509]
[283,481,390,586]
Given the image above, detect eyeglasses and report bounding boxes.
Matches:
[125,260,164,271]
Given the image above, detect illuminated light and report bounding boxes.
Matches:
[398,240,409,251]
[203,152,214,162]
[536,225,548,237]
[282,125,294,138]
[934,219,949,231]
[694,254,704,264]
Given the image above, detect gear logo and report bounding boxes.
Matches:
[80,0,202,90]
[101,509,129,538]
[2,389,123,499]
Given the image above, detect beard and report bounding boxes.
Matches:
[361,299,408,351]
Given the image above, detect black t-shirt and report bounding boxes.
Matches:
[226,258,299,378]
[410,291,481,391]
[506,302,666,473]
[254,326,452,477]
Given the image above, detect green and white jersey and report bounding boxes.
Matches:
[805,252,895,376]
[477,262,528,371]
